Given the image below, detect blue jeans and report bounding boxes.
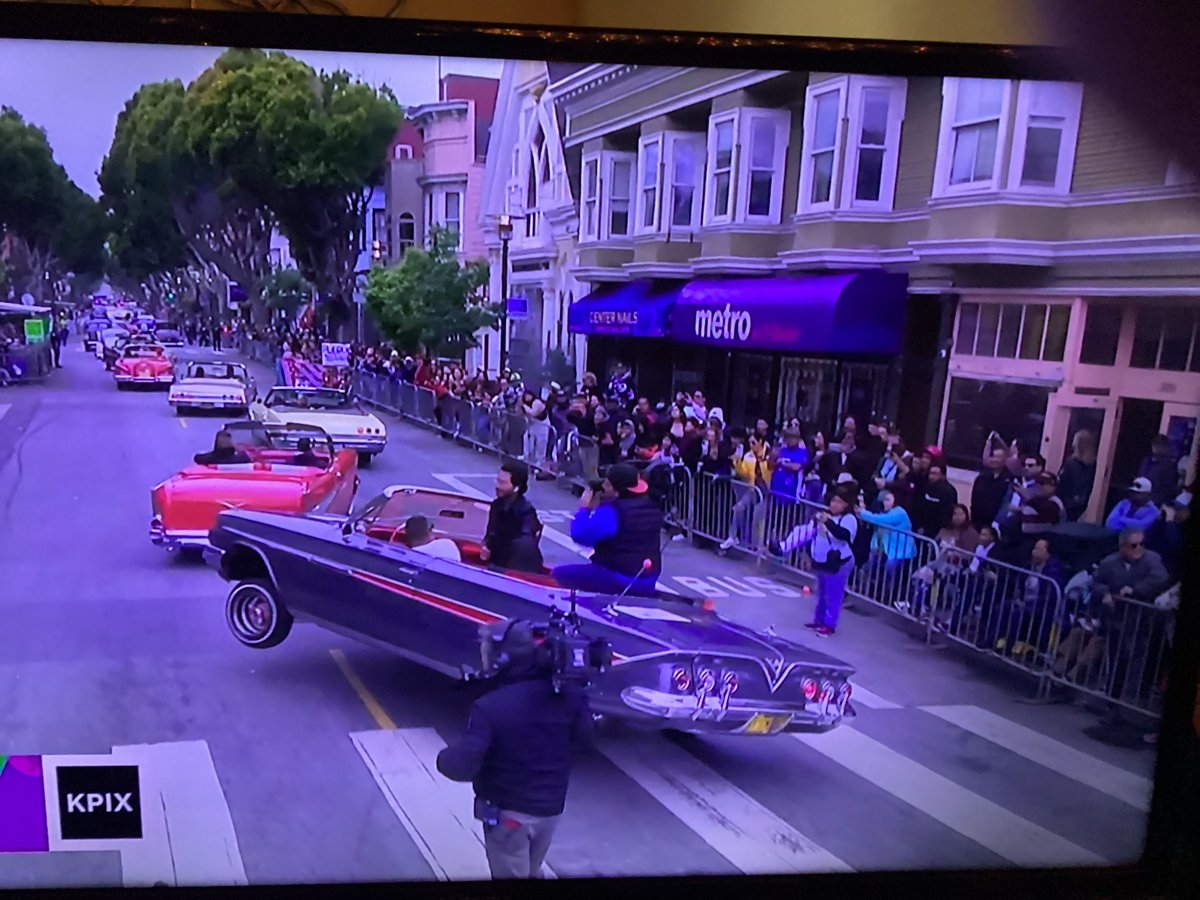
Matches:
[552,562,659,597]
[814,560,854,630]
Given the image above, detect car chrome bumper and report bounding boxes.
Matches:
[333,436,387,453]
[149,518,212,551]
[617,686,850,735]
[169,397,246,408]
[117,374,174,384]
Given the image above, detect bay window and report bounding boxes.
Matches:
[1006,81,1084,193]
[579,150,635,242]
[668,134,704,230]
[798,75,907,213]
[704,107,791,226]
[445,191,462,249]
[933,77,1012,195]
[637,135,663,233]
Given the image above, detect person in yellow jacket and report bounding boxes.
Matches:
[721,429,773,551]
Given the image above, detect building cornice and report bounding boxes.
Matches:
[909,235,1200,266]
[926,183,1200,211]
[408,101,471,125]
[554,64,640,104]
[690,255,786,275]
[622,261,695,279]
[791,208,930,225]
[417,173,469,188]
[779,248,918,268]
[573,267,631,283]
[563,69,788,148]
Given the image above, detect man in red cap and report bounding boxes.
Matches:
[552,463,663,597]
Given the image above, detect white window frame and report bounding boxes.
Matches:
[932,77,1014,197]
[816,75,907,213]
[394,144,414,160]
[704,111,740,226]
[397,213,416,255]
[606,153,635,239]
[798,81,848,213]
[737,108,791,223]
[636,134,665,235]
[666,132,705,233]
[1005,81,1084,195]
[581,153,601,241]
[444,190,463,250]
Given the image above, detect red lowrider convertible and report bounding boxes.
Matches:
[150,422,359,556]
[113,343,174,389]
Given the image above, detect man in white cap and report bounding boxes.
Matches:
[1105,476,1160,532]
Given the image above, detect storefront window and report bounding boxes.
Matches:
[1019,304,1046,359]
[997,303,1022,357]
[954,300,1070,361]
[1131,305,1199,370]
[1079,304,1122,365]
[1044,305,1069,361]
[943,377,1050,470]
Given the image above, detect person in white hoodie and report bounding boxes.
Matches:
[768,485,859,637]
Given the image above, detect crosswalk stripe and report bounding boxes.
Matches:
[351,729,556,881]
[846,684,903,710]
[600,736,852,874]
[792,728,1108,867]
[0,403,10,423]
[920,705,1152,811]
[113,741,248,887]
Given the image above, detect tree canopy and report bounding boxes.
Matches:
[1,107,108,301]
[364,227,494,357]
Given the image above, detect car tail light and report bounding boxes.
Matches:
[671,667,691,693]
[697,668,716,694]
[722,671,739,694]
[801,677,817,700]
[357,427,365,434]
[837,682,852,712]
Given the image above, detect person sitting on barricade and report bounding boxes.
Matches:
[991,538,1066,661]
[721,430,772,552]
[553,464,663,598]
[906,503,978,620]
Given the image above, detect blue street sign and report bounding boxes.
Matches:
[506,296,529,320]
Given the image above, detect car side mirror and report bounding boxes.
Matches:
[341,522,354,538]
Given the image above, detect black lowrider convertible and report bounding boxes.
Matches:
[208,485,858,736]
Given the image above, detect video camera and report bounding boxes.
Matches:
[462,591,614,693]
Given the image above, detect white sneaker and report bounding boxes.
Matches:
[671,533,687,542]
[719,536,738,550]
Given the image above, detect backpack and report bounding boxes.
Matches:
[849,514,871,569]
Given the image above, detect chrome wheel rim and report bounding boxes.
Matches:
[229,585,275,643]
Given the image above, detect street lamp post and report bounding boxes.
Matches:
[497,214,513,373]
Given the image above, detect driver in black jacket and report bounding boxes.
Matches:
[437,620,592,879]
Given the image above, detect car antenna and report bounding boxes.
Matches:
[618,559,654,597]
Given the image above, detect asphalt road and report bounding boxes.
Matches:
[0,341,1158,888]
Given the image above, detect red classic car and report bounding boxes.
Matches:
[150,422,359,556]
[113,343,174,388]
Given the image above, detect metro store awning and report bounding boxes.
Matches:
[569,272,909,355]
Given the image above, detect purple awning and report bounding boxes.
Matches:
[568,281,680,338]
[669,272,909,355]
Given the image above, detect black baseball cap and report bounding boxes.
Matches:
[607,463,649,495]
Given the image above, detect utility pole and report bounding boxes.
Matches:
[498,214,513,373]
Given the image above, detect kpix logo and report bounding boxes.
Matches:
[56,766,142,840]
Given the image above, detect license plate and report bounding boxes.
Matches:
[742,713,789,735]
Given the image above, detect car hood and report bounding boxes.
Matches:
[260,409,383,432]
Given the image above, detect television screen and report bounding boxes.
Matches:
[0,20,1195,891]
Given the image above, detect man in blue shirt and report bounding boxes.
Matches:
[553,463,663,597]
[1106,477,1161,532]
[770,426,808,503]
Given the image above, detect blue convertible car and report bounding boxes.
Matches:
[207,485,858,736]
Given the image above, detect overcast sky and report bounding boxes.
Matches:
[0,39,503,198]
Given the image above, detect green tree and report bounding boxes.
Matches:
[262,268,312,316]
[185,50,403,331]
[100,78,274,320]
[0,107,108,301]
[365,226,494,357]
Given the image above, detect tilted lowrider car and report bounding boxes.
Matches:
[249,386,387,464]
[113,343,174,388]
[208,485,857,736]
[151,422,358,556]
[169,360,256,415]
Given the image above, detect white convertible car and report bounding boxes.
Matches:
[168,360,256,415]
[250,386,388,463]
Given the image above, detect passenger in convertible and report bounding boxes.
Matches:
[290,437,325,468]
[554,463,662,597]
[194,429,251,466]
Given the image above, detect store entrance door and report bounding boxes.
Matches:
[1105,398,1164,514]
[730,353,774,427]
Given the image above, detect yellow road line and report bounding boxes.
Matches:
[330,648,396,730]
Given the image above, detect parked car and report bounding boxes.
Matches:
[169,360,256,416]
[150,422,359,558]
[249,386,387,464]
[113,343,174,389]
[207,484,858,736]
[155,327,186,348]
[97,328,128,367]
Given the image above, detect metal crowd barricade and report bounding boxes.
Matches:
[1042,589,1175,717]
[849,517,943,620]
[687,472,767,552]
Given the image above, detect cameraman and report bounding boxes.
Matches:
[436,620,593,880]
[553,463,663,597]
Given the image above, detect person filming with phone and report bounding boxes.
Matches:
[553,463,663,597]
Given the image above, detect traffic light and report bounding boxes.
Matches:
[166,291,176,305]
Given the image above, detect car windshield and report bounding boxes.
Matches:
[355,489,491,541]
[266,389,352,411]
[223,422,332,455]
[188,363,242,380]
[123,346,164,358]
